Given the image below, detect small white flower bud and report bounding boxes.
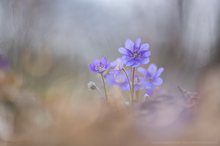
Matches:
[88,81,97,90]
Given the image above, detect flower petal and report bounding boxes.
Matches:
[140,50,151,57]
[134,85,142,90]
[125,39,134,50]
[126,60,135,66]
[120,83,130,91]
[105,63,110,69]
[101,57,107,65]
[155,67,164,78]
[134,38,141,49]
[118,47,129,55]
[153,78,163,86]
[146,89,153,96]
[111,58,123,70]
[140,43,150,50]
[147,64,157,77]
[137,67,146,75]
[121,56,131,63]
[140,58,150,64]
[105,76,116,85]
[89,64,97,72]
[132,61,140,67]
[143,82,153,89]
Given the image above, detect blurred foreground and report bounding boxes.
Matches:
[0,64,220,146]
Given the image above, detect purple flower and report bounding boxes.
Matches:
[107,58,130,90]
[89,57,110,74]
[134,75,144,91]
[105,69,143,91]
[110,58,124,71]
[118,38,151,67]
[138,64,164,96]
[0,55,10,70]
[105,70,130,90]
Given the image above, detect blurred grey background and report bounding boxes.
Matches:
[0,0,220,95]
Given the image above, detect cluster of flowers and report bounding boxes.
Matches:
[89,38,164,104]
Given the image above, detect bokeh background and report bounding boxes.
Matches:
[0,0,220,146]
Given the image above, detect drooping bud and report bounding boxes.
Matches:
[88,81,97,90]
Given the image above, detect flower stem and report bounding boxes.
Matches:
[96,85,104,97]
[122,68,132,103]
[101,74,108,103]
[131,67,136,103]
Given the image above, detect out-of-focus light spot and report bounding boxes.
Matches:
[22,48,53,77]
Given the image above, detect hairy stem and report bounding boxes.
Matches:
[96,85,104,97]
[122,68,132,103]
[101,74,108,103]
[131,67,136,103]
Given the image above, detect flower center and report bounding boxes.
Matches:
[148,78,153,82]
[95,64,105,72]
[132,52,139,58]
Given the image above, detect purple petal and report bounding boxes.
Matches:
[105,76,115,85]
[140,50,151,57]
[121,56,131,63]
[115,73,126,82]
[111,58,123,69]
[146,89,153,96]
[120,83,130,91]
[125,39,134,50]
[126,60,135,66]
[153,78,163,86]
[134,38,141,49]
[131,61,140,67]
[101,57,107,65]
[143,81,154,89]
[105,63,110,69]
[140,43,150,50]
[137,67,146,75]
[105,71,119,85]
[134,85,142,91]
[110,60,117,68]
[147,64,157,76]
[118,47,130,55]
[155,67,164,78]
[89,64,97,72]
[106,78,116,85]
[140,58,150,64]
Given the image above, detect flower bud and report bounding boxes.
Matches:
[88,81,97,90]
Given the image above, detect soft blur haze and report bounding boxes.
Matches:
[0,0,220,146]
[0,0,220,92]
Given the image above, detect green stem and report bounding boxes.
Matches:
[122,68,132,103]
[101,74,108,103]
[131,67,136,103]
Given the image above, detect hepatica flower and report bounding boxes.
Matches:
[110,58,124,71]
[138,64,164,96]
[107,58,131,90]
[105,70,130,90]
[89,57,110,74]
[118,38,151,67]
[89,38,166,104]
[105,69,142,91]
[133,75,143,91]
